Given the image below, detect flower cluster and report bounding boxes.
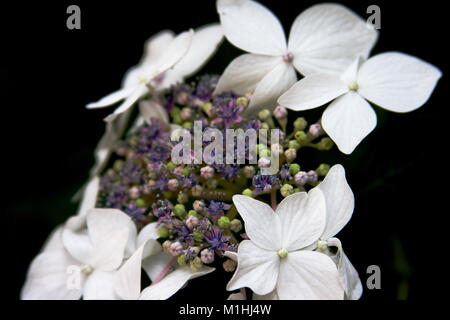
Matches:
[21,0,440,301]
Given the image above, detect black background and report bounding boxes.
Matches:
[3,0,449,301]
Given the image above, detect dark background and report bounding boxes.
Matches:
[3,0,449,300]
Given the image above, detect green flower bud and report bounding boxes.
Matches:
[177,254,186,266]
[182,167,191,176]
[170,107,181,117]
[182,122,193,129]
[172,114,182,124]
[294,117,308,130]
[243,166,256,178]
[193,231,203,241]
[188,210,197,217]
[289,140,301,150]
[289,163,301,175]
[258,109,271,121]
[236,96,249,107]
[260,122,270,130]
[174,204,186,218]
[158,226,170,238]
[280,184,294,197]
[190,257,203,271]
[259,148,271,158]
[177,192,189,204]
[166,162,177,172]
[242,188,254,197]
[113,159,124,171]
[218,216,231,229]
[317,137,334,151]
[316,163,331,176]
[135,198,146,208]
[230,219,243,232]
[295,130,308,143]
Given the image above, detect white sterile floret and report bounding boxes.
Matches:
[214,0,378,115]
[278,52,442,154]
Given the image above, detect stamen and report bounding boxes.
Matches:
[349,81,359,91]
[277,248,288,258]
[282,52,294,63]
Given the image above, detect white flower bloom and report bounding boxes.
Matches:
[228,191,344,299]
[214,0,377,115]
[278,52,442,154]
[87,24,223,123]
[313,164,362,300]
[21,209,160,300]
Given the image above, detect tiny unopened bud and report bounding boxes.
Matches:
[295,130,307,143]
[202,102,214,117]
[307,170,318,184]
[294,171,308,186]
[258,157,271,168]
[230,219,243,232]
[193,231,203,241]
[271,143,284,156]
[289,163,301,175]
[236,96,249,107]
[273,106,288,120]
[259,148,271,158]
[167,179,179,191]
[200,166,215,179]
[191,185,203,197]
[317,137,334,151]
[317,240,328,251]
[135,198,146,208]
[174,204,186,218]
[223,259,237,272]
[218,216,231,229]
[242,188,253,197]
[308,123,323,138]
[169,241,183,256]
[177,192,189,204]
[206,179,219,189]
[258,109,271,121]
[186,215,199,229]
[129,186,140,199]
[243,166,256,178]
[277,248,288,259]
[158,226,170,238]
[284,148,297,162]
[177,254,186,266]
[288,140,300,150]
[200,249,215,264]
[190,257,203,271]
[294,117,308,130]
[180,107,193,121]
[162,240,172,252]
[316,164,330,176]
[280,184,294,197]
[193,200,205,213]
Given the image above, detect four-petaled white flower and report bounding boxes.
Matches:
[228,189,344,299]
[278,52,442,154]
[214,0,377,115]
[87,24,223,122]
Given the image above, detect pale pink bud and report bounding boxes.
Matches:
[200,166,215,179]
[200,249,215,264]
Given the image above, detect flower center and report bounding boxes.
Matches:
[348,81,359,91]
[282,52,294,63]
[81,265,94,275]
[277,248,288,259]
[317,240,328,252]
[138,75,148,84]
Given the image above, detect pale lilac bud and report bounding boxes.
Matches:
[273,106,288,120]
[284,148,297,162]
[200,166,215,179]
[173,166,184,176]
[308,123,323,138]
[294,171,308,186]
[167,179,179,191]
[307,170,318,184]
[129,186,140,199]
[169,241,183,256]
[258,157,271,168]
[200,248,215,264]
[193,200,206,213]
[186,215,199,229]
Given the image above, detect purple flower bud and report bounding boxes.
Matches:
[169,241,183,256]
[200,166,215,179]
[129,186,140,199]
[186,215,199,229]
[273,106,288,120]
[167,179,179,191]
[200,248,215,264]
[294,171,309,186]
[308,123,323,138]
[307,170,318,184]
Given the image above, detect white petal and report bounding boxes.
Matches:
[316,164,354,240]
[276,188,326,251]
[21,248,83,300]
[41,226,65,252]
[232,195,282,251]
[214,54,281,95]
[245,61,297,116]
[86,86,135,109]
[228,292,246,300]
[223,250,238,262]
[253,290,279,300]
[139,99,169,125]
[327,238,363,300]
[217,0,287,55]
[171,24,223,78]
[288,3,378,76]
[142,30,175,64]
[142,252,174,282]
[62,227,94,266]
[277,250,344,300]
[277,74,348,111]
[83,270,118,300]
[87,209,134,270]
[150,29,194,78]
[322,91,377,154]
[104,85,148,122]
[357,52,442,113]
[139,265,215,300]
[76,177,100,217]
[115,245,145,300]
[226,241,279,295]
